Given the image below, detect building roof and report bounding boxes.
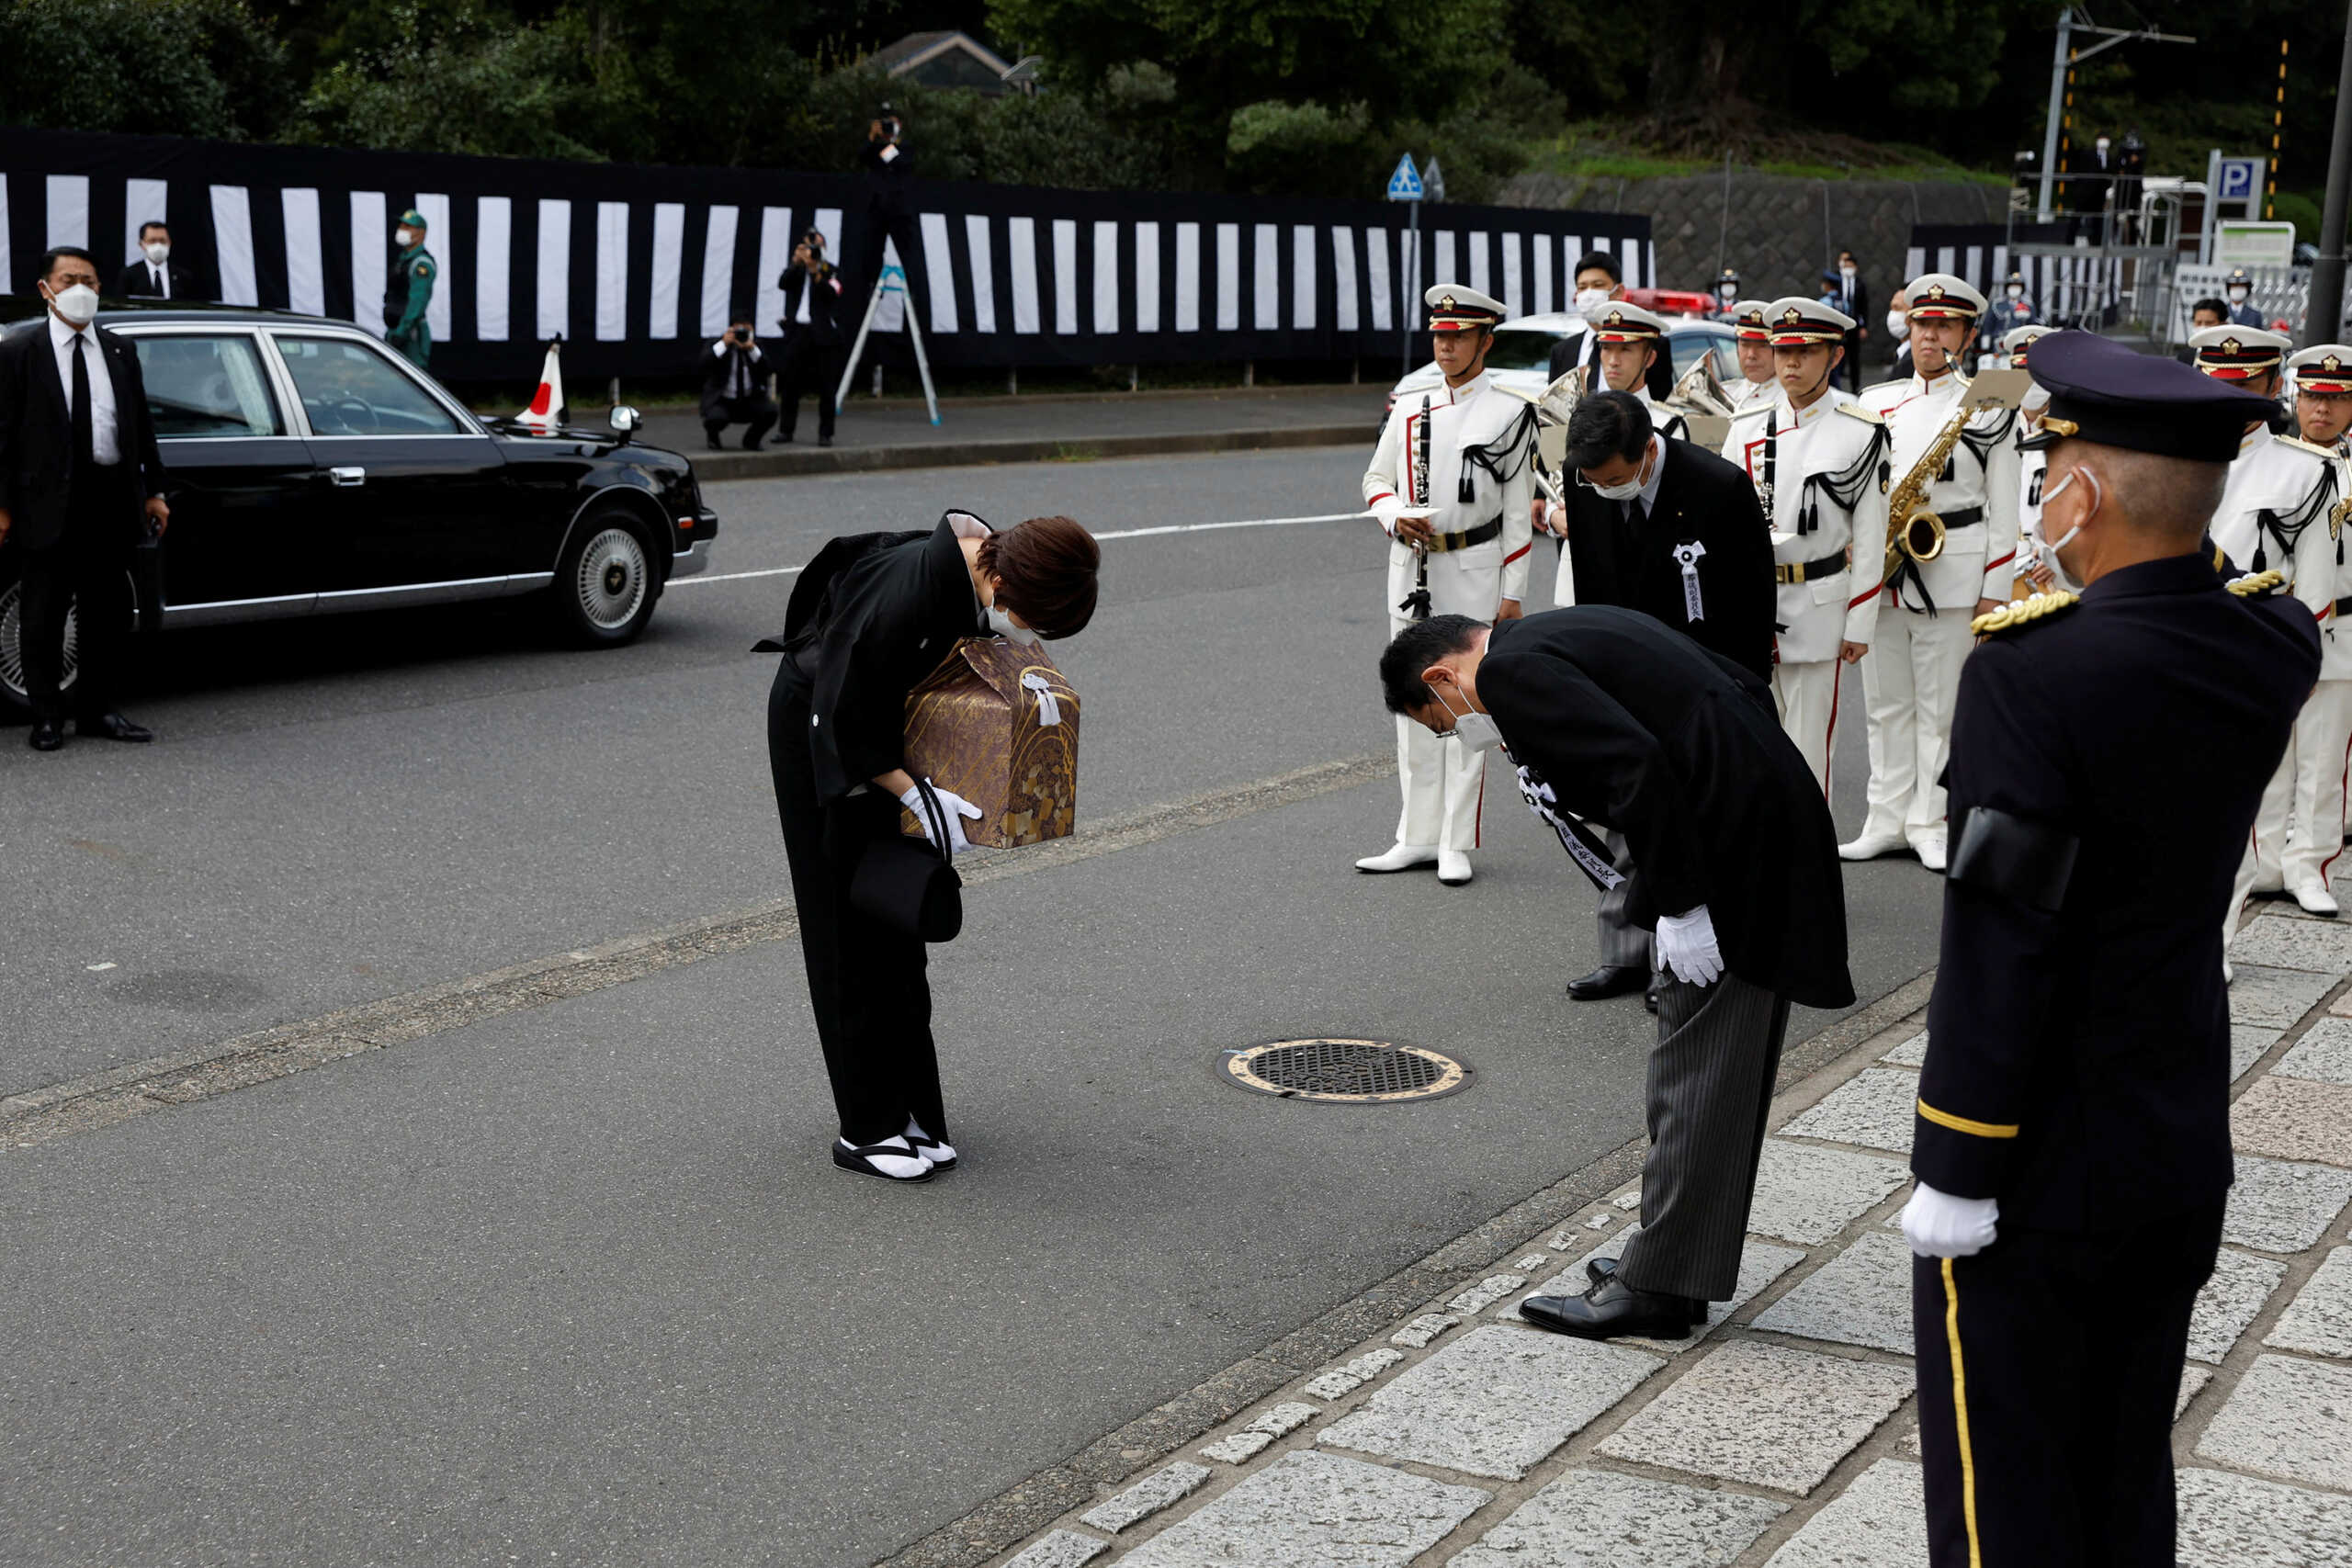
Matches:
[871,30,1016,93]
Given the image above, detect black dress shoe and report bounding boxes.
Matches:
[28,720,64,751]
[1520,1278,1705,1340]
[1566,964,1648,1001]
[1583,1256,1706,1321]
[78,713,153,742]
[706,433,725,451]
[741,433,763,450]
[818,434,833,447]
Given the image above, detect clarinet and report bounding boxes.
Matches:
[1404,394,1434,622]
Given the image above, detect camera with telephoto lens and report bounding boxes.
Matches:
[876,101,902,141]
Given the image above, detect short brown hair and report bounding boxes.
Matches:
[979,515,1099,639]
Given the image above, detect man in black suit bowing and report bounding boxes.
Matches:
[1542,389,1775,1004]
[1381,608,1851,1336]
[0,247,170,750]
[113,221,201,302]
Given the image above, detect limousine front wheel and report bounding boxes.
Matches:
[552,513,657,647]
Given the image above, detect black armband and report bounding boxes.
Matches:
[1947,805,2078,913]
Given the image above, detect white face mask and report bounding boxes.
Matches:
[2007,284,2026,299]
[395,228,418,248]
[2228,286,2250,303]
[1717,284,1737,300]
[1434,685,1505,752]
[2035,466,2098,592]
[985,603,1039,646]
[2096,140,2110,152]
[1840,265,1857,278]
[1574,288,1611,317]
[1886,310,1908,338]
[50,283,99,326]
[143,241,169,265]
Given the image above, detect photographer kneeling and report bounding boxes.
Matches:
[762,512,1100,1182]
[701,310,776,451]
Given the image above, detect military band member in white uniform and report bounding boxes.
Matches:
[2292,344,2352,455]
[1719,299,1891,793]
[1358,284,1537,886]
[1839,275,2021,872]
[1724,300,1779,413]
[2195,328,2349,921]
[2003,324,2059,595]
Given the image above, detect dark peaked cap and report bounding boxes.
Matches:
[2020,330,2276,465]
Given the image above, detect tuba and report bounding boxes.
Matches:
[1664,346,1739,419]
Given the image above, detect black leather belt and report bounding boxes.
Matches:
[1938,505,1986,531]
[2335,596,2352,617]
[1421,518,1503,553]
[1775,547,1850,585]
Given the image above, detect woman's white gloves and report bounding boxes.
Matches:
[1902,1182,2000,1258]
[1655,906,1724,987]
[901,782,986,856]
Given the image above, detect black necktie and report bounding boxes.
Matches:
[153,265,167,299]
[70,333,94,469]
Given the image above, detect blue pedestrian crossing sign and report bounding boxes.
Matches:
[1386,154,1424,202]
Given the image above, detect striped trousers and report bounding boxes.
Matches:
[1595,830,1652,970]
[1613,970,1790,1302]
[1914,1205,2219,1567]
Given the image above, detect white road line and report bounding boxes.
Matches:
[673,510,1372,587]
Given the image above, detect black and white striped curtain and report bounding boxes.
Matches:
[1906,222,2122,333]
[4,128,1651,381]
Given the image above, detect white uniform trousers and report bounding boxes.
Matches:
[1772,659,1841,798]
[2226,746,2299,944]
[2285,680,2352,890]
[1855,605,1974,845]
[1385,541,1498,854]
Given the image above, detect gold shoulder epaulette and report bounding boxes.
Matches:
[2228,570,2287,598]
[1973,591,2080,636]
[1836,402,1884,425]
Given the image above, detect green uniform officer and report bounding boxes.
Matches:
[384,208,436,368]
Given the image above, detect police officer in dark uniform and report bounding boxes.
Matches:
[1902,330,2318,1568]
[384,208,436,368]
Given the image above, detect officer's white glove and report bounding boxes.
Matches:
[1901,1181,1999,1258]
[900,781,986,856]
[1654,906,1724,987]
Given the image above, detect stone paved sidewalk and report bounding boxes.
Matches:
[986,887,2352,1568]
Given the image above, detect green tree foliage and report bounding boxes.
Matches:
[989,0,1507,185]
[0,0,292,141]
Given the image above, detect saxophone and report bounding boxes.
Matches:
[1881,404,1974,589]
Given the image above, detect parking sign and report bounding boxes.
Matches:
[2217,158,2262,204]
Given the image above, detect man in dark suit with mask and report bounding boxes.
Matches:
[699,310,776,450]
[0,247,171,750]
[1380,607,1852,1337]
[1544,389,1776,1007]
[778,229,849,447]
[113,221,202,301]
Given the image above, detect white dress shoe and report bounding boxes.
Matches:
[1838,831,1909,862]
[2292,877,2340,916]
[1438,851,1473,886]
[1356,842,1440,874]
[1913,834,1949,873]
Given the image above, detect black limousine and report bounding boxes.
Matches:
[0,300,717,718]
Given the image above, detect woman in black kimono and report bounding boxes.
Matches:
[763,511,1099,1181]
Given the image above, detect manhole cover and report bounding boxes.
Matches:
[1218,1038,1471,1103]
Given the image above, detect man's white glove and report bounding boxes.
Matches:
[1901,1181,1999,1258]
[900,781,986,856]
[1654,906,1724,987]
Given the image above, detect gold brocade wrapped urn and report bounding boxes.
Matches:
[899,638,1080,847]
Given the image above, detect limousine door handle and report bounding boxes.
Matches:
[327,466,367,488]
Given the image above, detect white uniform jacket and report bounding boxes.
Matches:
[2214,430,2345,667]
[1721,389,1894,665]
[1858,371,2022,615]
[1363,369,1538,608]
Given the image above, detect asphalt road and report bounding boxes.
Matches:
[0,448,1945,1567]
